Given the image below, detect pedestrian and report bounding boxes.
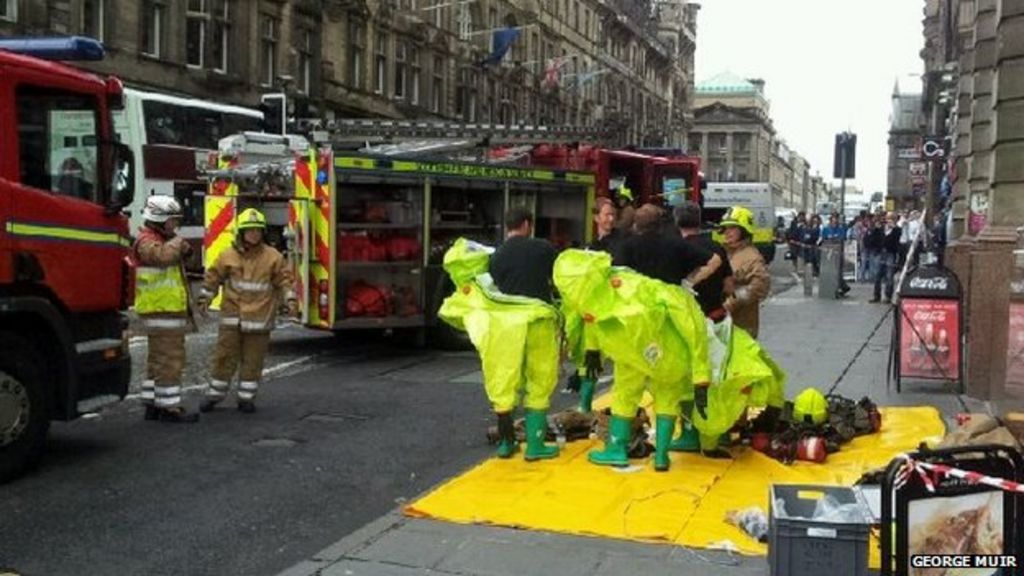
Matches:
[861,213,880,282]
[850,214,867,281]
[786,212,806,273]
[605,203,718,470]
[820,214,851,297]
[196,208,297,413]
[721,206,772,338]
[484,208,561,460]
[572,197,624,413]
[868,212,902,303]
[133,196,200,423]
[802,215,822,277]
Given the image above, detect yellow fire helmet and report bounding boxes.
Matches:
[793,388,829,425]
[720,205,756,235]
[237,208,267,231]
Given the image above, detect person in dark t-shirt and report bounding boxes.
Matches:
[614,204,718,287]
[482,207,561,462]
[489,208,557,303]
[674,201,733,321]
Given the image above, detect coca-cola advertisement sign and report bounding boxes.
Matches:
[900,299,960,380]
[1006,303,1024,397]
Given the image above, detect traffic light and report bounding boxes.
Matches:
[260,93,287,135]
[833,132,856,179]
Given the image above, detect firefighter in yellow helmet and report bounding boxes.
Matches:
[197,208,297,413]
[720,206,771,338]
[134,195,199,423]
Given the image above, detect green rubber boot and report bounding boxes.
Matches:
[577,377,596,413]
[523,410,559,461]
[588,414,631,467]
[654,415,675,472]
[668,420,700,452]
[495,412,519,459]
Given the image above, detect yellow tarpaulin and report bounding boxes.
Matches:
[405,403,945,559]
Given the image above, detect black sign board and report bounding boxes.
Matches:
[881,445,1024,576]
[890,264,964,392]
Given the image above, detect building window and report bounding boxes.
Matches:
[348,18,365,89]
[260,14,279,86]
[734,133,751,154]
[186,0,207,68]
[211,0,231,73]
[0,0,16,22]
[430,0,445,29]
[410,47,421,105]
[82,0,104,41]
[394,41,408,99]
[432,55,444,114]
[458,4,472,40]
[297,28,313,94]
[456,68,477,122]
[140,1,164,58]
[16,86,102,203]
[374,31,388,95]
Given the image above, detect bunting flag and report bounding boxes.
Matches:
[479,27,520,67]
[543,57,567,89]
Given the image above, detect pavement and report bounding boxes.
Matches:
[272,276,976,576]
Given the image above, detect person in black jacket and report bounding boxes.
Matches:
[867,212,902,303]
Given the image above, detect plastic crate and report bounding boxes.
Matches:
[768,484,871,576]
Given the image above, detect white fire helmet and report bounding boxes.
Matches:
[142,195,183,223]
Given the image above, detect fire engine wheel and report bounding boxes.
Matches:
[0,332,49,484]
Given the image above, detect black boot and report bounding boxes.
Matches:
[143,405,159,421]
[495,412,518,458]
[157,406,200,423]
[237,401,256,414]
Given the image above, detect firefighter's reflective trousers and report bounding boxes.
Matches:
[143,333,186,409]
[205,326,271,404]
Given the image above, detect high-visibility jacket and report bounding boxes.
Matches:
[202,241,294,333]
[134,227,192,333]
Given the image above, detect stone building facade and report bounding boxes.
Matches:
[688,73,774,184]
[688,72,821,211]
[920,0,1024,403]
[887,84,925,211]
[0,0,699,147]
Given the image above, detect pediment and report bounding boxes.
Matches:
[694,102,762,126]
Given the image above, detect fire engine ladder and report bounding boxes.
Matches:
[199,132,308,192]
[312,119,608,161]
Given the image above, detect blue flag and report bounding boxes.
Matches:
[480,27,520,67]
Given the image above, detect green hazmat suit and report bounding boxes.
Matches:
[438,238,561,413]
[691,316,787,450]
[553,249,711,418]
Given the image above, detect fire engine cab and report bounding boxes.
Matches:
[0,37,135,482]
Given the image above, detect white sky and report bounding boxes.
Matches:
[694,0,925,197]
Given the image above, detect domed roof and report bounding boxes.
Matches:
[696,72,758,94]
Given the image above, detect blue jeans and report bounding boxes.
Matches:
[859,249,874,282]
[873,253,896,300]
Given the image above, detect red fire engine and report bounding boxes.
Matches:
[530,145,702,208]
[0,37,135,482]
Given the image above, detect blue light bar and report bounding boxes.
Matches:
[0,36,105,61]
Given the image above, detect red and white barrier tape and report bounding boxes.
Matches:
[893,454,1024,494]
